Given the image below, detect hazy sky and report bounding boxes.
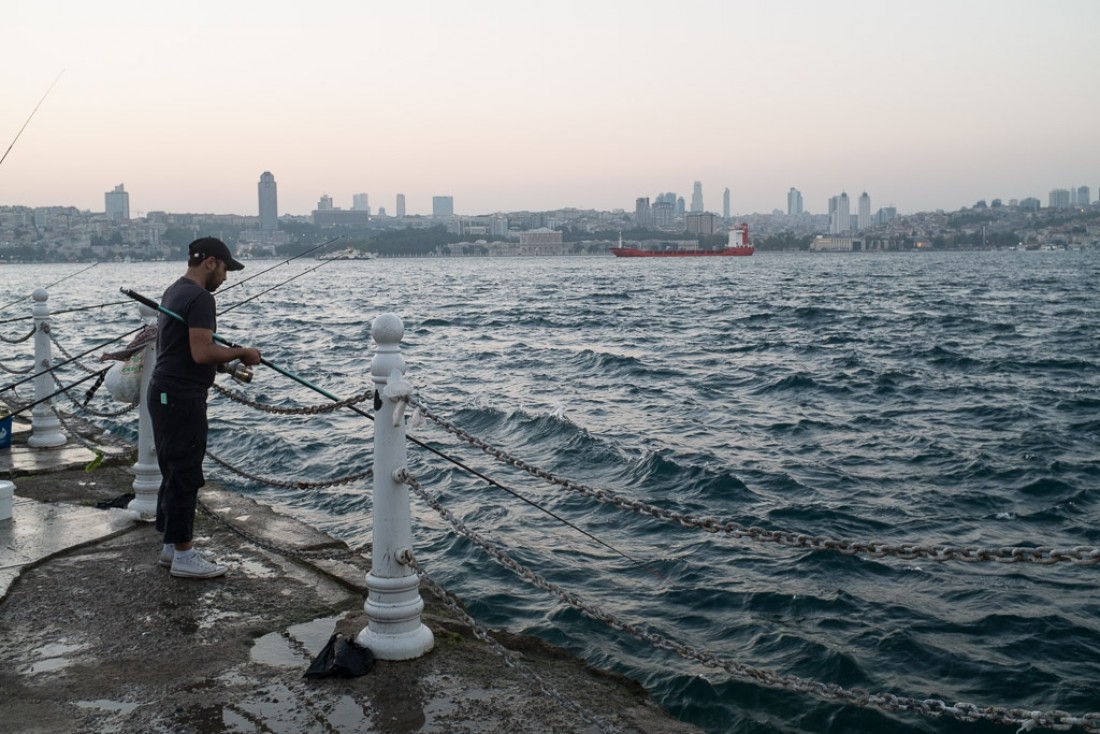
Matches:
[3,0,1098,217]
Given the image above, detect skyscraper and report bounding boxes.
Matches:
[723,187,731,220]
[830,192,850,233]
[787,187,803,215]
[352,193,370,212]
[1049,189,1071,209]
[396,193,406,218]
[858,192,871,230]
[635,197,652,228]
[1077,185,1091,207]
[432,196,454,217]
[258,172,278,231]
[105,184,129,221]
[691,181,704,213]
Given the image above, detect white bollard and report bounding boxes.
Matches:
[128,303,160,518]
[27,288,66,448]
[357,313,434,660]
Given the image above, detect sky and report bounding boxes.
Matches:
[2,0,1099,218]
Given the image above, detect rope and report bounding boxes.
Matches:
[411,399,1100,567]
[400,470,1100,733]
[205,448,374,491]
[402,551,619,734]
[211,382,374,415]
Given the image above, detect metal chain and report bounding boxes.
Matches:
[211,382,374,415]
[411,399,1100,567]
[400,470,1100,733]
[206,448,374,491]
[0,359,34,374]
[45,325,101,375]
[399,550,619,734]
[49,405,137,459]
[196,498,367,561]
[0,325,35,344]
[48,367,137,418]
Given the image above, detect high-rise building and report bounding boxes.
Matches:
[690,181,704,213]
[676,196,686,217]
[1049,189,1071,209]
[317,194,334,211]
[634,197,652,228]
[432,196,454,217]
[653,200,674,229]
[858,192,871,230]
[396,193,406,218]
[1077,185,1091,207]
[352,193,370,212]
[685,212,717,236]
[105,184,129,221]
[829,192,850,234]
[258,172,278,231]
[722,187,731,220]
[787,187,803,215]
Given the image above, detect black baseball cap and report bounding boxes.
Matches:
[188,236,244,271]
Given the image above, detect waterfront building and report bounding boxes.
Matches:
[858,192,871,230]
[723,187,731,220]
[258,172,278,231]
[690,181,704,213]
[105,184,129,221]
[811,234,862,252]
[433,196,454,217]
[396,193,406,218]
[787,187,803,216]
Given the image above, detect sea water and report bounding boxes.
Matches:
[3,251,1098,733]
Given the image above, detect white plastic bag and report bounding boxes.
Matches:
[104,351,144,403]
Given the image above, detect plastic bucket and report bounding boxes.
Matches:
[0,414,11,450]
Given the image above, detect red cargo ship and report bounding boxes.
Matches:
[610,224,754,257]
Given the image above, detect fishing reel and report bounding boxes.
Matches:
[218,360,254,384]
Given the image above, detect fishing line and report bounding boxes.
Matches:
[3,368,108,418]
[121,286,648,568]
[0,300,132,326]
[216,236,343,298]
[0,262,98,313]
[0,70,64,169]
[219,254,342,317]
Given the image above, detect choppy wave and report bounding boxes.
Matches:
[5,251,1100,733]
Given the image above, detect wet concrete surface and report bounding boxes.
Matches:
[0,413,704,734]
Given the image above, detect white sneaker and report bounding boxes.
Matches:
[170,550,228,579]
[158,544,215,568]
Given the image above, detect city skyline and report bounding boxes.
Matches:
[2,1,1098,217]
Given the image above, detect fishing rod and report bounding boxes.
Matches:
[0,70,64,169]
[120,286,646,567]
[2,367,107,418]
[0,324,144,395]
[0,262,98,313]
[217,236,343,298]
[0,299,132,326]
[219,250,343,317]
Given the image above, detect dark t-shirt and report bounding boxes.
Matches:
[151,276,217,396]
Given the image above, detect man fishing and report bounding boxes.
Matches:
[149,237,261,579]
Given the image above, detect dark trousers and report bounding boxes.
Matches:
[148,380,208,545]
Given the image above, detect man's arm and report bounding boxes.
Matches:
[188,327,262,366]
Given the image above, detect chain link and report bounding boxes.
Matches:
[411,399,1100,568]
[48,367,137,418]
[196,499,367,561]
[399,470,1100,733]
[49,405,137,459]
[205,448,374,491]
[0,359,34,374]
[0,324,36,344]
[45,325,102,375]
[212,382,374,415]
[400,550,619,734]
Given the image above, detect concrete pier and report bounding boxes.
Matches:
[0,411,702,734]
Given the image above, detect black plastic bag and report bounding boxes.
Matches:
[304,633,374,678]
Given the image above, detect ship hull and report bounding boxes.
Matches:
[609,246,754,257]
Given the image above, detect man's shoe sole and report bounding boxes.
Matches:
[170,566,227,579]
